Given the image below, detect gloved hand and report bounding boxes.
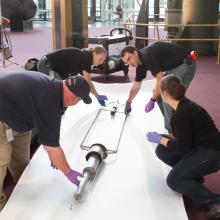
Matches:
[124,101,132,114]
[51,161,58,170]
[66,169,84,187]
[146,132,162,144]
[97,95,108,106]
[145,99,156,113]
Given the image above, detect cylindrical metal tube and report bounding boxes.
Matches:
[83,154,101,177]
[74,144,108,201]
[74,172,91,201]
[86,144,108,161]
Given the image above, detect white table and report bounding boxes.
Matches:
[0,80,188,220]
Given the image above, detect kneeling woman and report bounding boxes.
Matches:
[146,75,220,220]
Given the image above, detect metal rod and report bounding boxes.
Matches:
[134,37,220,41]
[80,101,128,154]
[107,113,128,154]
[218,36,220,64]
[122,22,220,27]
[80,108,103,151]
[122,20,220,64]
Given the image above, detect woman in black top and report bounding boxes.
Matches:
[146,75,220,220]
[37,46,108,106]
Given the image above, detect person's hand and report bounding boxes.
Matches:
[146,132,162,144]
[145,99,155,113]
[124,101,132,114]
[66,170,84,187]
[97,95,108,106]
[51,161,58,170]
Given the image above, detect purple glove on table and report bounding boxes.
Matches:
[146,132,162,144]
[124,101,132,114]
[97,95,108,106]
[51,161,58,170]
[66,169,84,187]
[145,99,156,113]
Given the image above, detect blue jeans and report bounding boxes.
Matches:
[156,61,197,130]
[156,144,220,209]
[37,58,62,80]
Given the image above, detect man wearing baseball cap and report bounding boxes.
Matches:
[0,71,91,210]
[65,74,92,104]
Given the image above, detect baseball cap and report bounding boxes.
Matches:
[65,75,92,104]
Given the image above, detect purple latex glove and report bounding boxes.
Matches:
[97,95,108,106]
[145,99,155,113]
[124,101,132,114]
[66,169,84,187]
[51,161,58,170]
[146,132,162,144]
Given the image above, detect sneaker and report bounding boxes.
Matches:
[208,204,220,220]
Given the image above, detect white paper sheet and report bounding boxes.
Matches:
[0,80,188,220]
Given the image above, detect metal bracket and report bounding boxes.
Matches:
[80,100,128,154]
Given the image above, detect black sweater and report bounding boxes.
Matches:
[167,98,220,153]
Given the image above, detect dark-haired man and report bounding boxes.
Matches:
[121,42,197,131]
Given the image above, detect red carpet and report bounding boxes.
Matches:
[1,26,220,220]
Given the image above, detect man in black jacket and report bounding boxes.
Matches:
[121,42,197,131]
